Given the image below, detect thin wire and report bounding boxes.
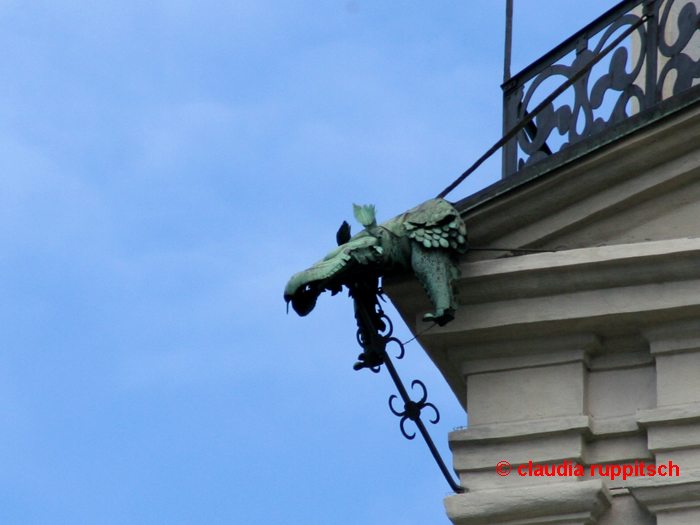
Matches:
[470,246,564,253]
[402,321,438,346]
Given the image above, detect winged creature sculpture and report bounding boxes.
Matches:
[284,198,468,326]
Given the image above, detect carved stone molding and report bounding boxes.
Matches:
[444,480,612,525]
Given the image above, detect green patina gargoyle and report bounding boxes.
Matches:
[284,198,468,326]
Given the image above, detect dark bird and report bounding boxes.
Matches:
[336,220,351,246]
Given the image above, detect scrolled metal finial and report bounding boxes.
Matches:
[354,312,404,369]
[388,395,416,440]
[377,312,393,339]
[386,336,405,360]
[388,380,440,440]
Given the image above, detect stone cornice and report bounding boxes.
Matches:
[638,403,700,427]
[453,98,700,253]
[386,239,700,409]
[423,238,700,345]
[629,471,700,515]
[444,480,611,525]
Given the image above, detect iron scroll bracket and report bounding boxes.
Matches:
[350,280,466,494]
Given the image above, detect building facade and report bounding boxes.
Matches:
[386,1,700,523]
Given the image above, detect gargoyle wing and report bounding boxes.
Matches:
[402,198,468,253]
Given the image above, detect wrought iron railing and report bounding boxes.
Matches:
[503,0,700,178]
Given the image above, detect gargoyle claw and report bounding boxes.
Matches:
[422,308,455,327]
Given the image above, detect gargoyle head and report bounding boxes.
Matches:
[284,232,382,316]
[284,204,393,316]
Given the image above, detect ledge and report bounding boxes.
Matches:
[418,238,700,346]
[387,239,700,410]
[638,403,700,427]
[450,415,590,444]
[444,480,611,525]
[590,416,641,437]
[629,470,700,515]
[643,319,700,355]
[450,415,640,447]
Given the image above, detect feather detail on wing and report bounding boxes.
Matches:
[405,199,468,253]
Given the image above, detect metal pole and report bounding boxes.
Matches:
[381,351,466,494]
[504,0,514,82]
[353,297,466,494]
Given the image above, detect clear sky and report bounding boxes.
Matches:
[0,1,623,523]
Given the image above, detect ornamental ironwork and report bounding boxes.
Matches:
[503,0,700,177]
[351,281,466,494]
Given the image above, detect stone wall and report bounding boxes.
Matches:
[386,100,700,524]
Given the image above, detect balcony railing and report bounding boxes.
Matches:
[502,0,700,178]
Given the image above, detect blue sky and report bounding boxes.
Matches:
[0,1,621,523]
